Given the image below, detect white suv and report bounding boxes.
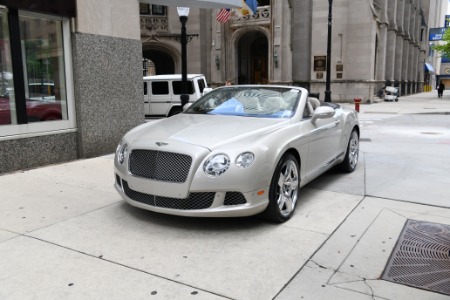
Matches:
[143,74,208,117]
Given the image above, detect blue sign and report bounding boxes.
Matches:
[429,27,447,41]
[446,15,450,27]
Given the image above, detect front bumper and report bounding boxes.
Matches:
[115,173,269,217]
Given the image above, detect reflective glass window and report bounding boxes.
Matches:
[19,15,67,123]
[152,81,169,95]
[172,81,194,95]
[0,10,15,126]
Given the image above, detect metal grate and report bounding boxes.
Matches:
[129,149,192,183]
[224,192,247,205]
[122,180,215,210]
[382,219,450,296]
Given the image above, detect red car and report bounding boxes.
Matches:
[0,94,62,125]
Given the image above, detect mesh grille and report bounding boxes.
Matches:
[129,149,192,183]
[122,180,215,210]
[224,192,247,205]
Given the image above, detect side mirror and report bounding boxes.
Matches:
[311,106,335,124]
[183,103,192,111]
[202,87,213,96]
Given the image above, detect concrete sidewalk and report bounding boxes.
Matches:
[1,91,450,300]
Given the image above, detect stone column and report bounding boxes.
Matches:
[394,0,405,91]
[401,0,411,95]
[385,0,398,85]
[280,1,293,84]
[376,0,388,83]
[272,0,282,83]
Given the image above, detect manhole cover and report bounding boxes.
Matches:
[382,220,450,295]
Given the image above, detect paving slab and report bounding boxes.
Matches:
[276,197,450,300]
[0,229,17,242]
[0,236,225,300]
[27,187,361,300]
[288,188,363,234]
[29,202,325,300]
[0,156,120,233]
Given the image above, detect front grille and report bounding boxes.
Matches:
[129,149,192,183]
[224,192,247,205]
[122,180,215,210]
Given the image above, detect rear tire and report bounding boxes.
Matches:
[339,129,359,172]
[261,153,300,223]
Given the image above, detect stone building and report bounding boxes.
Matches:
[141,0,447,101]
[0,0,143,174]
[0,0,447,174]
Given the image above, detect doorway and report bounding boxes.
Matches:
[142,49,175,75]
[237,31,268,84]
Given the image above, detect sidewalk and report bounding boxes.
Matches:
[342,90,450,114]
[0,92,450,300]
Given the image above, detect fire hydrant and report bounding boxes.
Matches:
[354,98,362,112]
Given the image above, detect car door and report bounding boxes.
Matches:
[149,80,171,116]
[143,81,150,116]
[306,108,342,178]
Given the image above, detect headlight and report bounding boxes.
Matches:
[236,152,255,168]
[203,154,230,177]
[117,143,128,165]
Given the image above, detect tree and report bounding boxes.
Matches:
[432,28,450,58]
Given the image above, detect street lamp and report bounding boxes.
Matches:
[177,7,190,108]
[324,0,333,102]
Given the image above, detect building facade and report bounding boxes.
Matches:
[141,0,447,101]
[0,0,144,174]
[0,0,447,174]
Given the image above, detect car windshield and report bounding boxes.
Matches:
[185,86,301,118]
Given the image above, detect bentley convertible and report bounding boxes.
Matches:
[114,85,359,223]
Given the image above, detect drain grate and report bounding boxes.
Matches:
[382,220,450,296]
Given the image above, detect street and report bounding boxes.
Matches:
[1,92,450,299]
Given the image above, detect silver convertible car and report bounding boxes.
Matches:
[114,85,359,222]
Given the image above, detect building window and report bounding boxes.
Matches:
[151,5,166,16]
[139,4,167,16]
[0,9,75,137]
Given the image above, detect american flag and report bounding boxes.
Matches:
[216,8,231,23]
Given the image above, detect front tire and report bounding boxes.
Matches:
[339,129,359,172]
[261,153,300,223]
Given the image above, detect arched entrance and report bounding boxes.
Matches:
[142,49,175,75]
[237,31,268,84]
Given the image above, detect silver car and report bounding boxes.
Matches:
[114,85,359,223]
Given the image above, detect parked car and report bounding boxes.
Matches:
[143,74,208,117]
[377,86,399,102]
[114,85,360,222]
[0,92,62,125]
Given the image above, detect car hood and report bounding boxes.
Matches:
[128,114,288,150]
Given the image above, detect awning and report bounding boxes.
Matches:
[425,63,435,74]
[139,0,242,9]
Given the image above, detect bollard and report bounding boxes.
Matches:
[354,98,362,112]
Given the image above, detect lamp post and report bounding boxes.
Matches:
[324,0,333,103]
[177,7,190,108]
